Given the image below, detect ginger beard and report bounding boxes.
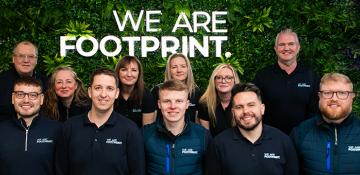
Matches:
[319,99,352,122]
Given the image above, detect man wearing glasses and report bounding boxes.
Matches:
[0,77,61,175]
[0,41,47,122]
[291,73,360,174]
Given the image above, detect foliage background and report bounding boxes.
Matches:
[0,0,359,114]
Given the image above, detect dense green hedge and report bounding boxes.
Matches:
[0,0,359,113]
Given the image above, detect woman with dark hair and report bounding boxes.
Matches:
[151,53,202,122]
[42,66,90,122]
[114,55,156,127]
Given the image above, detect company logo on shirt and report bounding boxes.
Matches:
[106,138,123,145]
[264,153,280,159]
[189,103,196,107]
[132,108,142,113]
[36,138,53,143]
[297,83,311,88]
[348,146,360,151]
[182,148,198,154]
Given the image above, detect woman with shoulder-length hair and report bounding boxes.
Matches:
[151,53,202,122]
[43,66,90,122]
[198,63,240,136]
[114,55,156,127]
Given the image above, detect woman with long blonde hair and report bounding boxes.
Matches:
[151,53,202,122]
[42,66,90,121]
[198,63,240,136]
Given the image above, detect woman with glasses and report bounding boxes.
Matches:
[151,53,202,122]
[42,66,90,122]
[198,63,240,136]
[114,56,156,127]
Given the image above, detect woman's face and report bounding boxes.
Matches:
[54,70,78,99]
[170,56,188,81]
[214,67,235,94]
[118,61,139,87]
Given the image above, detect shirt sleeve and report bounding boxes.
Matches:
[284,133,300,175]
[204,139,223,175]
[127,127,146,175]
[198,104,210,121]
[55,124,71,175]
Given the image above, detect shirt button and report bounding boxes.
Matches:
[94,139,98,142]
[251,154,255,157]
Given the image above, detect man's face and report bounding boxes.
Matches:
[12,84,43,119]
[274,32,300,65]
[158,90,189,124]
[232,91,264,131]
[12,43,38,76]
[88,74,119,113]
[319,80,355,123]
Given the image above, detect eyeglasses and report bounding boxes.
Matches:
[319,91,354,100]
[14,54,37,60]
[215,75,234,83]
[13,91,42,100]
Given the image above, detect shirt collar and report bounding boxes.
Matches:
[232,124,272,144]
[83,111,118,127]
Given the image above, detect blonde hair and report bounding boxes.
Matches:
[320,72,353,90]
[43,66,89,121]
[164,53,196,96]
[199,63,240,126]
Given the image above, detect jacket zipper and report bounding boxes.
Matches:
[334,127,338,173]
[171,143,175,175]
[20,122,29,152]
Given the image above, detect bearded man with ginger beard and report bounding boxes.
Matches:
[291,73,360,174]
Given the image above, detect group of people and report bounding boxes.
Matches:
[0,28,358,175]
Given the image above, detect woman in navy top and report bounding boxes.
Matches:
[114,56,156,127]
[42,66,90,122]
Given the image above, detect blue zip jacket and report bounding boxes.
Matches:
[0,116,61,175]
[291,113,360,175]
[143,121,211,175]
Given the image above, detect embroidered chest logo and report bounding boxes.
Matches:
[297,83,311,88]
[189,103,196,107]
[264,153,280,159]
[132,108,142,113]
[182,148,198,154]
[36,138,53,143]
[348,146,360,151]
[106,138,122,145]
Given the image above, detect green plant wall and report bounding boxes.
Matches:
[0,0,359,114]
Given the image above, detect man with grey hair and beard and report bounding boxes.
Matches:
[291,73,360,174]
[205,83,298,175]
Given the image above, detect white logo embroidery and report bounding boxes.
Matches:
[189,103,196,107]
[106,138,122,145]
[348,146,360,151]
[264,153,280,159]
[182,148,198,154]
[36,138,53,143]
[132,108,142,113]
[297,83,310,88]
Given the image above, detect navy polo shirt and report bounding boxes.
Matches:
[114,89,155,127]
[198,103,233,137]
[151,84,202,122]
[56,111,145,175]
[253,63,320,134]
[0,116,61,175]
[57,100,90,122]
[205,125,299,175]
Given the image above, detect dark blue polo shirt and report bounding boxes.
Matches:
[205,125,299,175]
[56,111,145,175]
[198,103,233,137]
[114,89,155,127]
[0,116,61,175]
[253,63,320,134]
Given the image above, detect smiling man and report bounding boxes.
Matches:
[253,28,320,134]
[0,41,48,122]
[0,77,61,175]
[144,80,211,175]
[205,83,298,175]
[56,68,145,175]
[291,73,360,174]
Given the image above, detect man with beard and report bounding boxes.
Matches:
[205,83,298,175]
[0,77,61,175]
[291,73,360,174]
